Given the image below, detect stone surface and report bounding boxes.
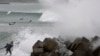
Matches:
[31,38,59,56]
[93,46,100,56]
[31,40,44,56]
[33,48,44,54]
[33,40,43,49]
[68,37,93,56]
[43,38,58,52]
[68,37,90,52]
[31,36,100,56]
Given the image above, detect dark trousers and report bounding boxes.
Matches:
[5,49,12,55]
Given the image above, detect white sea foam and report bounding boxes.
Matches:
[11,27,54,56]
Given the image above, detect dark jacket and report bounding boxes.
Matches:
[4,43,13,50]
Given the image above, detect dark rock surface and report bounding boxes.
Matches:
[31,36,100,56]
[31,38,60,56]
[93,46,100,56]
[43,38,58,52]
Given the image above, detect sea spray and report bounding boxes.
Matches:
[39,0,100,37]
[11,27,55,56]
[39,0,100,50]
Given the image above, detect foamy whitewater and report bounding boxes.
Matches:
[11,28,55,56]
[0,0,100,56]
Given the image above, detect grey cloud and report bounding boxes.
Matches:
[0,0,38,3]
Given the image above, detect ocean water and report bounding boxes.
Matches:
[0,11,56,56]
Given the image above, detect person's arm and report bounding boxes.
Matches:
[4,44,8,48]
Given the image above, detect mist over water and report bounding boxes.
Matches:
[39,0,100,38]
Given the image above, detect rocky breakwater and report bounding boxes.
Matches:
[31,37,72,56]
[31,38,59,56]
[31,36,100,56]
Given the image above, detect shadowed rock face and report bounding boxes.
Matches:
[68,37,90,52]
[31,38,59,56]
[32,40,44,56]
[67,37,93,56]
[72,49,93,56]
[43,38,58,52]
[33,40,43,49]
[93,46,100,56]
[31,36,100,56]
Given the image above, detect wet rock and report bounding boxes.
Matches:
[68,37,91,52]
[43,38,58,52]
[41,52,49,56]
[31,37,96,56]
[31,40,44,56]
[93,46,100,56]
[31,38,60,56]
[50,51,60,56]
[33,48,44,54]
[67,37,93,56]
[72,49,93,56]
[67,38,81,51]
[33,40,43,49]
[64,40,71,48]
[54,37,72,56]
[30,52,33,56]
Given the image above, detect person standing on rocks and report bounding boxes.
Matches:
[4,41,14,56]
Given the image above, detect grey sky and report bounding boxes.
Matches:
[0,0,38,3]
[0,3,42,12]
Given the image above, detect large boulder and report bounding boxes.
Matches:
[33,48,44,54]
[41,52,49,56]
[31,38,59,56]
[31,40,44,56]
[68,37,93,56]
[67,38,81,51]
[71,41,93,56]
[68,37,91,52]
[41,51,60,56]
[32,40,43,49]
[76,37,91,51]
[43,38,58,52]
[93,46,100,56]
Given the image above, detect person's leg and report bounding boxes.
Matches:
[8,49,12,56]
[5,49,8,55]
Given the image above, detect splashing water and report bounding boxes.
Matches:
[39,0,100,37]
[11,27,54,56]
[38,0,100,49]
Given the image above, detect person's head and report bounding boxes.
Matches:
[11,41,13,44]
